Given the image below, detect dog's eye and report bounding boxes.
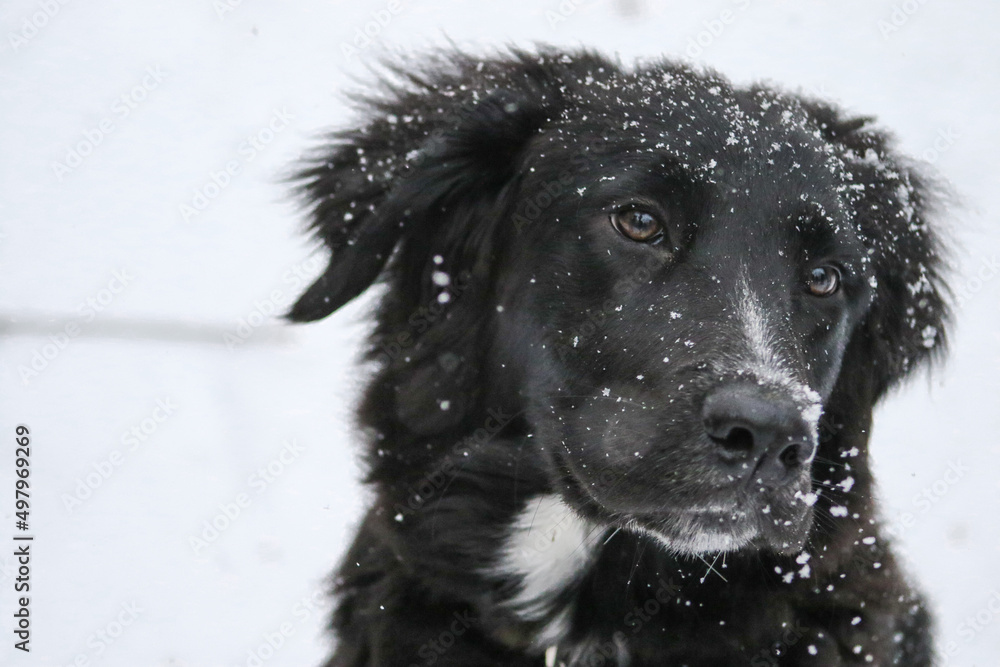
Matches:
[610,207,665,243]
[806,265,841,297]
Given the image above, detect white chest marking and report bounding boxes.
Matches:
[492,495,600,625]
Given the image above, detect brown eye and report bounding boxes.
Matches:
[610,207,664,243]
[806,265,841,297]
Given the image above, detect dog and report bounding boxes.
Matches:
[287,48,950,666]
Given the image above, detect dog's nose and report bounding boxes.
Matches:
[701,384,816,487]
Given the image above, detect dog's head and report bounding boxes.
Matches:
[290,50,949,557]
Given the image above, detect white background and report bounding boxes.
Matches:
[1,1,998,665]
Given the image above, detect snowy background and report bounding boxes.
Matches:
[1,1,998,665]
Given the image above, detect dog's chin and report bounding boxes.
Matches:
[551,453,814,556]
[624,504,813,557]
[629,508,760,555]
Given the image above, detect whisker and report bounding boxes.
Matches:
[697,551,728,583]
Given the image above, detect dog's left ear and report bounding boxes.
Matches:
[287,54,565,323]
[287,51,598,433]
[806,103,951,399]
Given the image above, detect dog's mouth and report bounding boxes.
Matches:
[626,501,812,556]
[631,508,759,555]
[551,452,813,556]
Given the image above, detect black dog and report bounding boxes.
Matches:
[288,48,949,666]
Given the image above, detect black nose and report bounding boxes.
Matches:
[702,384,817,487]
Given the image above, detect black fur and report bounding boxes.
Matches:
[288,48,949,666]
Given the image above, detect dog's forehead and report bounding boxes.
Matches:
[555,69,846,194]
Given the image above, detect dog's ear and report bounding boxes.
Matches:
[287,51,602,433]
[807,103,951,399]
[286,54,564,323]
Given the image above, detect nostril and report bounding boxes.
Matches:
[778,442,804,469]
[713,425,755,455]
[703,385,818,481]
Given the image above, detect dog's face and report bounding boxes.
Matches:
[493,89,883,555]
[289,53,947,560]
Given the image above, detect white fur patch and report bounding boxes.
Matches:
[492,495,601,634]
[736,275,795,386]
[732,274,823,438]
[629,514,756,555]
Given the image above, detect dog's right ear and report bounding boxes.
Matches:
[286,51,575,323]
[802,101,952,399]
